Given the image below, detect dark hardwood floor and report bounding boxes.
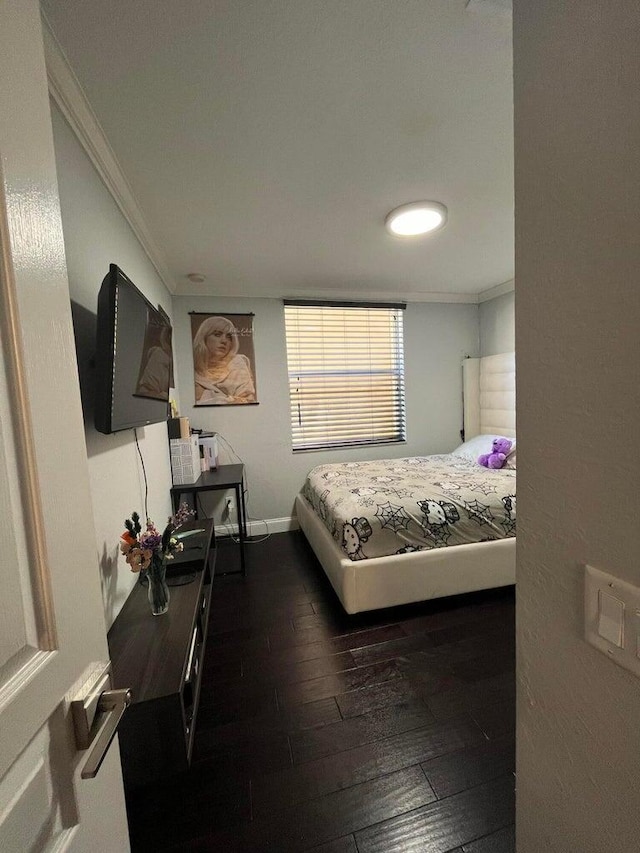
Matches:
[126,531,515,852]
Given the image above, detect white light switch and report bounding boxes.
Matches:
[597,590,624,647]
[584,564,640,678]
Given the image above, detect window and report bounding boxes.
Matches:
[284,301,406,451]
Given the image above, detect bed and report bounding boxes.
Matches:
[295,351,516,613]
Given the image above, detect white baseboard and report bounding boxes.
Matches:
[214,515,298,538]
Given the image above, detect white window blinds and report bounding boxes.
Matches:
[284,302,406,451]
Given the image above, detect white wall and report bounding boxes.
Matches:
[50,102,175,629]
[514,2,640,850]
[173,296,479,524]
[479,291,514,357]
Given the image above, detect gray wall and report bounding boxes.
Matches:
[173,296,479,523]
[514,1,640,850]
[51,103,175,629]
[479,291,514,356]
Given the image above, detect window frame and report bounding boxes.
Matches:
[284,300,407,453]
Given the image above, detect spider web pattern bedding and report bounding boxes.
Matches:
[302,455,516,561]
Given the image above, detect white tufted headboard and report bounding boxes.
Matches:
[463,351,515,439]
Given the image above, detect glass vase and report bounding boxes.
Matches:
[147,553,170,616]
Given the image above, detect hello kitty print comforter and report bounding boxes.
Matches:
[302,455,516,561]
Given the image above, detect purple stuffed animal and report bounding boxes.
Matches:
[478,437,513,469]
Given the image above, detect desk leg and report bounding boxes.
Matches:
[239,479,248,540]
[235,483,246,576]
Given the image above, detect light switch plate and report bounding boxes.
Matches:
[597,589,624,647]
[585,564,640,677]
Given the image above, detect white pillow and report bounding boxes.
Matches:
[504,442,517,469]
[450,434,505,462]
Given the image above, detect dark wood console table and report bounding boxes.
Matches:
[170,463,247,576]
[108,519,214,789]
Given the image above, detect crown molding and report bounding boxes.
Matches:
[41,14,177,295]
[193,286,481,304]
[300,289,480,304]
[477,278,515,303]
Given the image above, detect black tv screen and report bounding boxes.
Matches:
[95,264,173,434]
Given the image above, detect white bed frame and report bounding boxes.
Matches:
[295,351,516,614]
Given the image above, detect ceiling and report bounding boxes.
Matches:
[42,0,513,302]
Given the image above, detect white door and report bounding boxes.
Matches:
[0,2,130,850]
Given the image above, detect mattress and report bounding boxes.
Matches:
[302,455,516,562]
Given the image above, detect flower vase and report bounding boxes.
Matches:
[147,554,170,616]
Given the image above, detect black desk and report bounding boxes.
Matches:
[170,464,246,576]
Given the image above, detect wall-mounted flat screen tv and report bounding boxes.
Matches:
[95,264,173,434]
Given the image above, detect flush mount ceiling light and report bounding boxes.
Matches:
[186,272,206,284]
[385,201,448,237]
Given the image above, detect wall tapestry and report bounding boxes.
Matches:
[190,312,258,406]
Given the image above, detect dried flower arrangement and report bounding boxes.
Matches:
[119,502,195,573]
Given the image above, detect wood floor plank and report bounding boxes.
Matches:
[202,633,269,665]
[336,667,456,718]
[197,695,341,737]
[207,624,268,647]
[248,639,351,666]
[191,727,292,773]
[421,736,515,799]
[278,659,405,707]
[400,631,513,674]
[400,594,513,637]
[336,678,430,719]
[252,716,484,816]
[332,624,409,651]
[269,623,347,650]
[268,623,407,654]
[212,765,436,852]
[292,611,374,635]
[305,835,358,853]
[452,646,515,683]
[462,824,515,852]
[196,679,278,725]
[355,774,515,853]
[236,599,317,626]
[350,633,437,667]
[200,657,242,683]
[421,611,514,649]
[470,699,516,740]
[242,649,357,687]
[127,765,250,851]
[212,577,312,605]
[424,671,515,722]
[290,701,436,764]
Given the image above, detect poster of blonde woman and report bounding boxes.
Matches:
[190,313,258,405]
